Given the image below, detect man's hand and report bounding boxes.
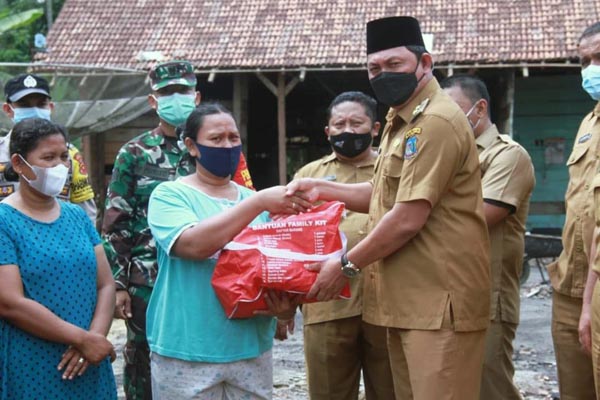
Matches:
[285,178,320,203]
[306,257,349,301]
[257,186,312,215]
[114,290,132,319]
[579,303,592,355]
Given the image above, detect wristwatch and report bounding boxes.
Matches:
[340,253,360,278]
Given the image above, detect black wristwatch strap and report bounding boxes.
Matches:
[341,253,349,267]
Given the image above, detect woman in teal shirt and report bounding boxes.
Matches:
[147,103,308,399]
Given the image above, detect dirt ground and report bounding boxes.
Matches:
[108,262,560,399]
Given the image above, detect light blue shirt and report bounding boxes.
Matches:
[146,180,275,362]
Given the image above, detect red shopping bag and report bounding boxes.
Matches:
[211,201,351,318]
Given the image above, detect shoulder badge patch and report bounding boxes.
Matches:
[404,136,419,160]
[578,133,592,144]
[405,127,422,139]
[411,98,430,120]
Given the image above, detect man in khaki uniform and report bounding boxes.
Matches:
[589,169,600,397]
[287,16,490,400]
[575,22,600,400]
[550,22,600,400]
[295,91,394,400]
[442,75,535,400]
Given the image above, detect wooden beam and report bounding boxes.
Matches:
[285,76,300,96]
[256,72,278,96]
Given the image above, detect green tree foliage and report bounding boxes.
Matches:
[0,0,65,62]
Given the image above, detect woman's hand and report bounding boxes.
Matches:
[257,186,313,215]
[254,290,299,341]
[286,178,321,203]
[57,346,90,380]
[75,331,116,365]
[254,290,300,319]
[274,318,295,341]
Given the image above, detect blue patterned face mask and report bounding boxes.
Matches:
[11,106,51,123]
[582,64,600,101]
[194,143,242,178]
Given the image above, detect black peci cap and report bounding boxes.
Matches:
[366,16,425,55]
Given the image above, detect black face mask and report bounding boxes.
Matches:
[369,60,422,107]
[328,131,373,158]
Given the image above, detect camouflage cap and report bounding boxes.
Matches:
[149,61,197,91]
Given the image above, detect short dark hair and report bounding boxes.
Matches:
[327,91,378,124]
[440,74,491,106]
[9,118,67,156]
[5,118,68,181]
[579,22,600,44]
[180,102,235,141]
[405,45,428,59]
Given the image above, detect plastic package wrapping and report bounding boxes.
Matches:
[212,201,350,318]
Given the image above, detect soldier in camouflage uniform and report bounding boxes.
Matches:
[102,61,200,400]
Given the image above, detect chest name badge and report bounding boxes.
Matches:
[578,133,592,144]
[404,136,419,160]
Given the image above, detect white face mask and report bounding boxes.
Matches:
[18,155,69,197]
[465,100,482,131]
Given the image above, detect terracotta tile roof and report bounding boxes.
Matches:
[41,0,600,70]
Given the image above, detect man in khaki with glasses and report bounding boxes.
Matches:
[442,74,535,400]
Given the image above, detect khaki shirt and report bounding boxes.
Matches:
[362,78,490,332]
[294,152,375,324]
[549,102,600,298]
[593,174,600,274]
[477,125,535,324]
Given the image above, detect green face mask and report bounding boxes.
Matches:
[153,93,196,127]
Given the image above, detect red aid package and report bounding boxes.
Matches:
[211,201,351,318]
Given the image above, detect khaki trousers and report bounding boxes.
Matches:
[552,291,596,400]
[386,306,486,400]
[304,316,395,400]
[479,319,521,400]
[591,281,600,399]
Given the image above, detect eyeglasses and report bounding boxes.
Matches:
[153,63,194,80]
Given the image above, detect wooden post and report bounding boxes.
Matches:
[277,73,287,185]
[255,72,300,185]
[506,69,515,138]
[494,69,516,137]
[83,132,106,229]
[233,74,249,152]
